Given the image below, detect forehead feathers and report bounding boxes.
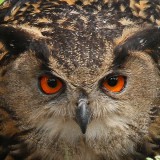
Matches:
[1,0,160,84]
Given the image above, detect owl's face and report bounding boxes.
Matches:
[0,23,160,159]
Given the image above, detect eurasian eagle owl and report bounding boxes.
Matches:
[0,0,160,160]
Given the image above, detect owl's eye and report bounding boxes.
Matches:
[102,75,126,93]
[40,75,63,94]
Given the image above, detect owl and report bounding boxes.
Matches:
[0,0,160,160]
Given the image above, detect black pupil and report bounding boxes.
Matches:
[107,77,118,86]
[47,78,58,88]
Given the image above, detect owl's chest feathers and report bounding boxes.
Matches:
[24,117,139,160]
[28,134,135,160]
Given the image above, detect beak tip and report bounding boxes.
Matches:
[76,114,90,134]
[76,118,88,134]
[81,126,87,134]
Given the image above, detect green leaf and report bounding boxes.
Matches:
[155,156,160,160]
[146,158,154,160]
[0,0,4,4]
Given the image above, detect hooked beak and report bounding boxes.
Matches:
[75,93,91,134]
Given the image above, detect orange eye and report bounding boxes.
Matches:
[40,75,63,94]
[102,75,126,93]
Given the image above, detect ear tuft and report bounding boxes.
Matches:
[0,25,34,54]
[0,25,42,65]
[0,25,49,66]
[113,27,160,68]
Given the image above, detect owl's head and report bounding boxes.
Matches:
[0,24,159,159]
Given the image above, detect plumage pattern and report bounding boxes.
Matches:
[0,0,160,160]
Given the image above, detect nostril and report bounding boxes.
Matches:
[76,89,90,106]
[76,100,89,107]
